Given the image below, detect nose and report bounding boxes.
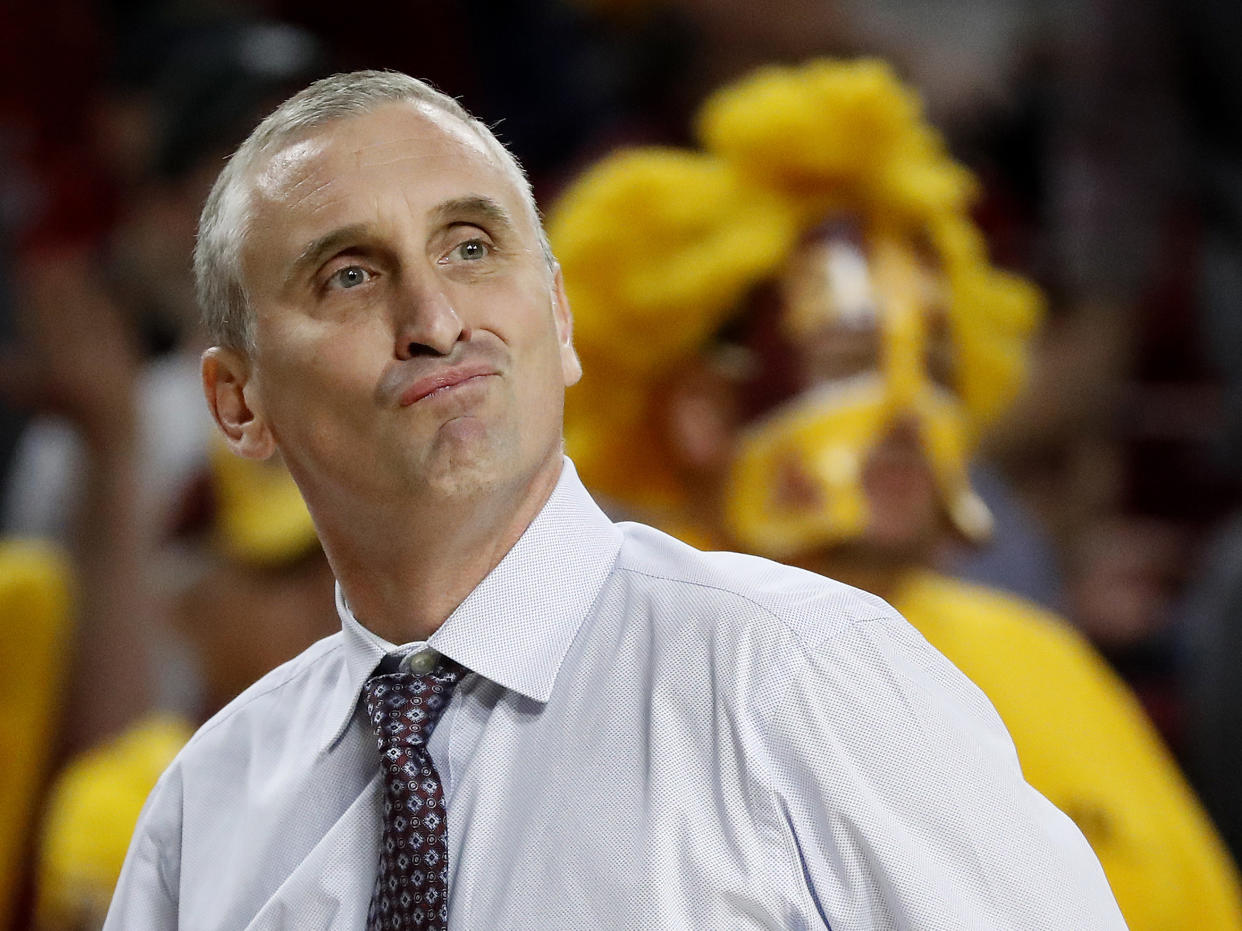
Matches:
[393,280,467,360]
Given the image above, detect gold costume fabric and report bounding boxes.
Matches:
[0,541,73,929]
[35,714,192,928]
[894,571,1242,931]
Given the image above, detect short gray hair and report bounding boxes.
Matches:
[194,69,552,353]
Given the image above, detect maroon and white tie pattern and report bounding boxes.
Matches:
[364,658,463,931]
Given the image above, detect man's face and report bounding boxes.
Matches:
[233,102,580,511]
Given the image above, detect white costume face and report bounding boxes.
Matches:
[724,219,988,560]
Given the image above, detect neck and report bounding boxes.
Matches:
[315,454,564,643]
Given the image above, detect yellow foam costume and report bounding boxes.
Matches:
[895,570,1242,930]
[0,541,73,929]
[35,715,193,929]
[550,58,1242,928]
[552,59,1037,544]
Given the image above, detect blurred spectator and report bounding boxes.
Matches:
[1176,0,1242,864]
[2,11,330,741]
[1069,517,1190,735]
[32,444,336,931]
[0,15,330,926]
[0,177,157,925]
[3,245,154,756]
[549,58,1242,928]
[32,716,191,931]
[4,17,327,544]
[944,462,1066,609]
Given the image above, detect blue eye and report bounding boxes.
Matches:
[456,240,489,261]
[329,266,372,289]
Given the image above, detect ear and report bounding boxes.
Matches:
[202,346,275,460]
[662,360,737,476]
[550,264,582,387]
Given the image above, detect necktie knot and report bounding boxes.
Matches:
[364,661,462,752]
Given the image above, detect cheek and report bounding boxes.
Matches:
[258,315,381,409]
[468,280,563,383]
[518,328,574,411]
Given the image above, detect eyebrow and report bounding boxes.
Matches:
[283,196,518,288]
[286,223,373,288]
[428,195,516,237]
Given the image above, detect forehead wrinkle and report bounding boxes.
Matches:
[255,137,326,199]
[289,152,510,220]
[341,99,494,166]
[287,176,343,214]
[351,133,491,170]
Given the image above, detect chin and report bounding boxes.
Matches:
[421,419,534,499]
[420,449,502,500]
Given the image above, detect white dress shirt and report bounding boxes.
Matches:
[105,459,1125,929]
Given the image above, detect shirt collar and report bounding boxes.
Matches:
[323,458,622,751]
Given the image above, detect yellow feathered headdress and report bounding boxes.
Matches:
[549,58,1042,514]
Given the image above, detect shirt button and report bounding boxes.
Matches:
[402,649,439,673]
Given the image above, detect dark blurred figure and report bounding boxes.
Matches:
[1185,509,1242,866]
[1173,0,1242,865]
[0,14,329,929]
[5,16,328,542]
[3,9,329,745]
[32,445,337,931]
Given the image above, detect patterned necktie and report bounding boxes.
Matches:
[363,655,463,931]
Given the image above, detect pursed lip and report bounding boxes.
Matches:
[397,363,499,407]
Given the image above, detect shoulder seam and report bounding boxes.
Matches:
[616,563,786,620]
[615,563,893,652]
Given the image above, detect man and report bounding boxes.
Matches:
[106,69,1124,928]
[549,58,1242,928]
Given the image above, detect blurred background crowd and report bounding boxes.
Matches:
[2,0,1241,928]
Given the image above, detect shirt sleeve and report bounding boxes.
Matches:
[102,764,183,930]
[763,613,1128,930]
